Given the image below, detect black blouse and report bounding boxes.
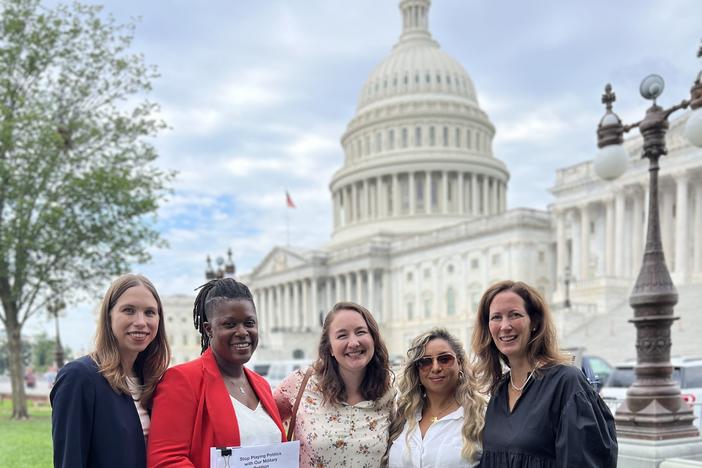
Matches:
[480,364,617,468]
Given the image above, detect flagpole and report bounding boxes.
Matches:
[286,205,290,247]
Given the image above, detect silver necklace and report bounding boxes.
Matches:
[228,378,246,395]
[509,370,534,392]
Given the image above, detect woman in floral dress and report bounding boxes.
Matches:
[274,301,394,468]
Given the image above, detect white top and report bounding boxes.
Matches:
[126,377,150,439]
[388,407,479,468]
[229,396,282,447]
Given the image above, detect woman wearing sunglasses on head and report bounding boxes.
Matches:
[385,328,484,467]
[472,280,617,468]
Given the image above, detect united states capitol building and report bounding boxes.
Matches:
[166,0,702,365]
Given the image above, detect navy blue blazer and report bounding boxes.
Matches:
[50,355,146,468]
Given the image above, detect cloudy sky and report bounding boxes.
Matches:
[30,0,702,351]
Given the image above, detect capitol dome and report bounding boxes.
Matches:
[329,0,510,245]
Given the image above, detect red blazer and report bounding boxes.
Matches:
[147,348,286,468]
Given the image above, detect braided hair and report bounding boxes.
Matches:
[193,278,256,354]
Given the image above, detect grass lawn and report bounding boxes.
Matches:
[0,399,53,468]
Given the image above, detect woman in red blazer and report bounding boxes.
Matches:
[148,278,286,468]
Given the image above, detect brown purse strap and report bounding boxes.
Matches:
[287,367,313,441]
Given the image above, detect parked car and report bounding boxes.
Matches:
[264,359,311,390]
[249,362,271,377]
[563,347,612,392]
[601,357,702,408]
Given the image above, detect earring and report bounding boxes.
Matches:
[532,328,536,332]
[458,370,465,381]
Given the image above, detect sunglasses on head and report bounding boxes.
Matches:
[416,353,456,370]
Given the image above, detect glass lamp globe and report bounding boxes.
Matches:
[594,144,629,180]
[684,108,702,147]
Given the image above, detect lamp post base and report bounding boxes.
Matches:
[618,436,702,467]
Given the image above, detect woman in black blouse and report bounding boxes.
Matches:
[472,280,617,467]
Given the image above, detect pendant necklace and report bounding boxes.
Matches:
[229,378,246,395]
[510,370,534,392]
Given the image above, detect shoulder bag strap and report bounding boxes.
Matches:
[287,367,313,441]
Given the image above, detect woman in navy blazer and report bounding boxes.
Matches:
[148,278,286,468]
[50,274,171,468]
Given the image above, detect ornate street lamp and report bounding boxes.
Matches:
[204,248,236,280]
[47,298,66,369]
[593,44,702,440]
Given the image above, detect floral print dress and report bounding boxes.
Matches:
[274,368,394,468]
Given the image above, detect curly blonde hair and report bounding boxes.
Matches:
[385,328,484,465]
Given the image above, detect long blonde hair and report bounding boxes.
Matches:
[471,280,568,392]
[90,273,170,410]
[386,328,484,464]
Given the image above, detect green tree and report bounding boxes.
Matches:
[0,335,31,375]
[0,0,171,419]
[31,332,53,372]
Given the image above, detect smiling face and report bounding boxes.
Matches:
[110,284,159,365]
[488,290,532,362]
[418,338,460,397]
[204,299,258,367]
[328,309,375,375]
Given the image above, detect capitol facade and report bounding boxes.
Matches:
[168,0,702,365]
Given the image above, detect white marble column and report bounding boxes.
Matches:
[365,180,371,220]
[351,183,358,222]
[605,198,615,276]
[674,172,689,279]
[555,208,566,292]
[292,281,300,330]
[356,271,363,304]
[382,270,391,323]
[277,285,285,329]
[501,182,507,212]
[392,174,399,216]
[345,274,352,301]
[409,172,416,215]
[458,173,465,214]
[425,171,432,213]
[325,277,332,313]
[580,204,590,280]
[367,270,375,313]
[311,277,319,329]
[302,279,309,330]
[442,171,449,214]
[334,275,341,303]
[471,174,479,215]
[482,176,489,215]
[286,283,293,329]
[266,288,274,330]
[614,192,626,277]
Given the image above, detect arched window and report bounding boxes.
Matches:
[402,128,408,148]
[429,127,436,146]
[446,287,456,316]
[388,129,395,150]
[415,127,422,146]
[443,126,449,147]
[455,128,461,147]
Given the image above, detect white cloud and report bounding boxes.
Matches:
[38,0,702,351]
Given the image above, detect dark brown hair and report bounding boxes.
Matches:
[91,273,171,410]
[313,301,391,405]
[471,280,568,391]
